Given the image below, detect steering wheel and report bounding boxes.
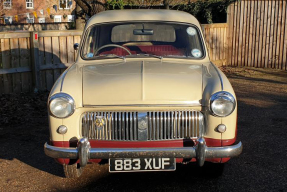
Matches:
[95,44,132,55]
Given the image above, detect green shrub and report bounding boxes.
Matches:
[105,0,238,24]
[172,0,237,24]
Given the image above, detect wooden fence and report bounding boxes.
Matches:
[0,30,82,94]
[0,24,227,94]
[227,0,287,69]
[201,23,228,66]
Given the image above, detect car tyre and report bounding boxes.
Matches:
[63,163,83,178]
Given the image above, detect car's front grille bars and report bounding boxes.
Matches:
[82,111,204,141]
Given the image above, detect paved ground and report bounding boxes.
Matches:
[0,67,287,192]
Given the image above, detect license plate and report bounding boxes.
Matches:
[109,158,176,172]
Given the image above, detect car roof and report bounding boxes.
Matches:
[85,10,201,28]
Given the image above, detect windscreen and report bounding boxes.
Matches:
[82,22,205,59]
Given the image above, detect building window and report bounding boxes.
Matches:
[38,18,45,23]
[4,16,13,24]
[26,17,34,23]
[3,0,12,9]
[59,0,72,9]
[54,15,62,23]
[67,15,75,22]
[26,0,33,9]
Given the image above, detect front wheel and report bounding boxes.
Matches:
[63,163,83,178]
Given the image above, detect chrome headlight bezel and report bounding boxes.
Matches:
[48,93,75,118]
[210,91,236,117]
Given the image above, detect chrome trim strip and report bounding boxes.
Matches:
[134,113,137,140]
[119,113,122,140]
[115,112,118,140]
[153,112,156,140]
[174,111,177,139]
[125,112,128,140]
[164,112,167,140]
[141,60,144,100]
[185,111,188,137]
[111,112,114,140]
[195,111,198,137]
[192,111,195,137]
[188,111,191,137]
[130,113,133,141]
[160,112,163,139]
[60,68,70,92]
[44,139,243,167]
[148,112,152,140]
[167,112,170,139]
[210,62,224,90]
[182,111,185,137]
[82,102,201,108]
[178,111,181,137]
[171,111,174,139]
[157,112,160,140]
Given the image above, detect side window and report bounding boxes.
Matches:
[68,15,75,22]
[4,16,12,24]
[3,0,12,9]
[39,18,45,23]
[26,0,33,9]
[59,0,72,9]
[26,16,35,24]
[54,15,62,23]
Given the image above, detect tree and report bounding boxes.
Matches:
[163,0,191,9]
[74,0,106,17]
[163,0,170,9]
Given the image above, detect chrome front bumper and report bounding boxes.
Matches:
[44,138,242,167]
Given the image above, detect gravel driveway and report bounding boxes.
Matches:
[0,67,286,192]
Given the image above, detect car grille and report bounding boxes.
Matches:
[81,111,204,141]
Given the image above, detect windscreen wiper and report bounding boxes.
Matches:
[95,54,126,62]
[128,54,163,61]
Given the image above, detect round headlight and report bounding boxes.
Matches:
[210,91,236,117]
[49,93,75,118]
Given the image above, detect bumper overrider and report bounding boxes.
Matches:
[44,137,242,167]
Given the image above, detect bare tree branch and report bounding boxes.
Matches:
[74,0,105,16]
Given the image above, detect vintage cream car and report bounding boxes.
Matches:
[44,10,242,178]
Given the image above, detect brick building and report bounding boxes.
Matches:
[0,0,76,24]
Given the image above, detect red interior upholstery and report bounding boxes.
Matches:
[99,45,185,56]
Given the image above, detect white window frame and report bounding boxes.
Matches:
[54,15,62,23]
[38,18,45,23]
[3,0,12,9]
[67,15,75,22]
[4,16,13,24]
[59,0,72,10]
[26,0,33,9]
[26,16,34,24]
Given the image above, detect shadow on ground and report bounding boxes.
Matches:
[0,67,287,191]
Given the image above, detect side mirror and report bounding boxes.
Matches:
[74,43,79,51]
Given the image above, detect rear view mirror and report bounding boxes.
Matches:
[133,29,154,35]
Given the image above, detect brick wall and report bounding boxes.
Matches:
[0,0,76,24]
